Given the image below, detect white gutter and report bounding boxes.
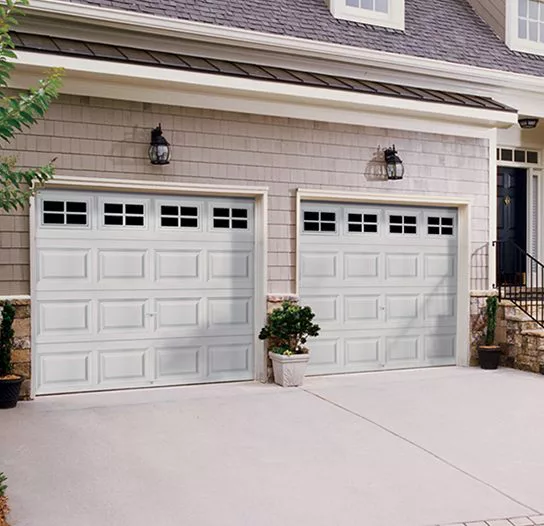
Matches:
[11,51,517,129]
[23,0,544,93]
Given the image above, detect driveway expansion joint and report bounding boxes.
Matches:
[301,387,540,517]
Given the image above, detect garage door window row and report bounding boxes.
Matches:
[303,209,455,237]
[42,199,249,231]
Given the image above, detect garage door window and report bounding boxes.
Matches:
[42,200,88,226]
[160,205,199,228]
[389,214,417,234]
[427,216,454,236]
[104,203,145,227]
[212,207,249,229]
[303,211,336,232]
[347,212,378,233]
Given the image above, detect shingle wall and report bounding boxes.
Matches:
[466,0,506,39]
[0,94,490,295]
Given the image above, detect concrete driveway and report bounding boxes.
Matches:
[2,367,544,526]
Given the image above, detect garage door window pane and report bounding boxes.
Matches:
[303,211,336,233]
[389,215,417,234]
[42,200,88,226]
[427,216,455,236]
[213,207,249,229]
[104,203,145,227]
[160,205,199,228]
[348,212,378,233]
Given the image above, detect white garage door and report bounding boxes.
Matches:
[300,202,457,375]
[34,190,255,394]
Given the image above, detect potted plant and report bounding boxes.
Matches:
[478,295,501,370]
[0,302,23,408]
[258,301,320,387]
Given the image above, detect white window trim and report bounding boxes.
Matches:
[506,0,544,56]
[329,0,405,30]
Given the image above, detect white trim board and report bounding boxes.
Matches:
[29,177,269,397]
[9,56,516,137]
[295,188,472,367]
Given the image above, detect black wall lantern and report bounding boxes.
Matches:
[384,145,404,180]
[148,124,171,165]
[518,117,539,129]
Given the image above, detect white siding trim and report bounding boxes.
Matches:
[29,196,38,399]
[296,188,472,367]
[487,128,498,289]
[30,177,269,390]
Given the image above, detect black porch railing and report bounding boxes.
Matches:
[494,239,544,328]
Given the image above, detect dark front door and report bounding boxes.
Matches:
[497,167,527,285]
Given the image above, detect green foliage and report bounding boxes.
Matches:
[0,0,63,212]
[485,295,498,346]
[0,472,7,498]
[0,302,15,377]
[258,301,320,355]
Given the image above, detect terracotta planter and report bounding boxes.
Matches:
[478,345,501,370]
[269,352,310,387]
[0,376,23,409]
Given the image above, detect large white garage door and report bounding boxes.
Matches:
[300,202,457,375]
[34,190,255,394]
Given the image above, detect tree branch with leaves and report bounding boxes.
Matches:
[0,0,63,212]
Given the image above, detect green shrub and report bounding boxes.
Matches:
[258,301,320,355]
[0,472,7,498]
[0,302,15,377]
[485,295,498,346]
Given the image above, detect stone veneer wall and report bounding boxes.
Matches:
[2,300,31,398]
[469,291,496,366]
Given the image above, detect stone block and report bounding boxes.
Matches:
[12,361,30,378]
[19,379,31,400]
[11,348,30,363]
[12,317,30,338]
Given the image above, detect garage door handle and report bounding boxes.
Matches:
[146,312,157,317]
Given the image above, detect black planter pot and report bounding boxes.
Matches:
[0,376,24,409]
[478,346,501,370]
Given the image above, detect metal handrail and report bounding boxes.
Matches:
[494,239,544,328]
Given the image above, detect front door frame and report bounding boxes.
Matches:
[295,189,471,367]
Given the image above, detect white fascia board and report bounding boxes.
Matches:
[10,51,517,131]
[22,0,544,94]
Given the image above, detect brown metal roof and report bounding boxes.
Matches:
[11,32,516,113]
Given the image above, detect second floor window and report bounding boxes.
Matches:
[519,0,544,43]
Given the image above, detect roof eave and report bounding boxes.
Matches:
[22,0,544,95]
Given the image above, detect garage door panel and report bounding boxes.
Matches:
[156,298,201,330]
[38,351,92,392]
[35,191,256,394]
[98,347,150,384]
[38,300,91,337]
[344,295,381,323]
[344,252,380,280]
[38,248,90,283]
[307,338,341,373]
[208,343,252,377]
[98,299,148,333]
[301,201,457,375]
[98,249,148,281]
[156,345,202,378]
[345,337,381,367]
[155,250,201,281]
[425,334,456,360]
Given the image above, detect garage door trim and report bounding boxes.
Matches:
[30,177,268,397]
[296,189,471,368]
